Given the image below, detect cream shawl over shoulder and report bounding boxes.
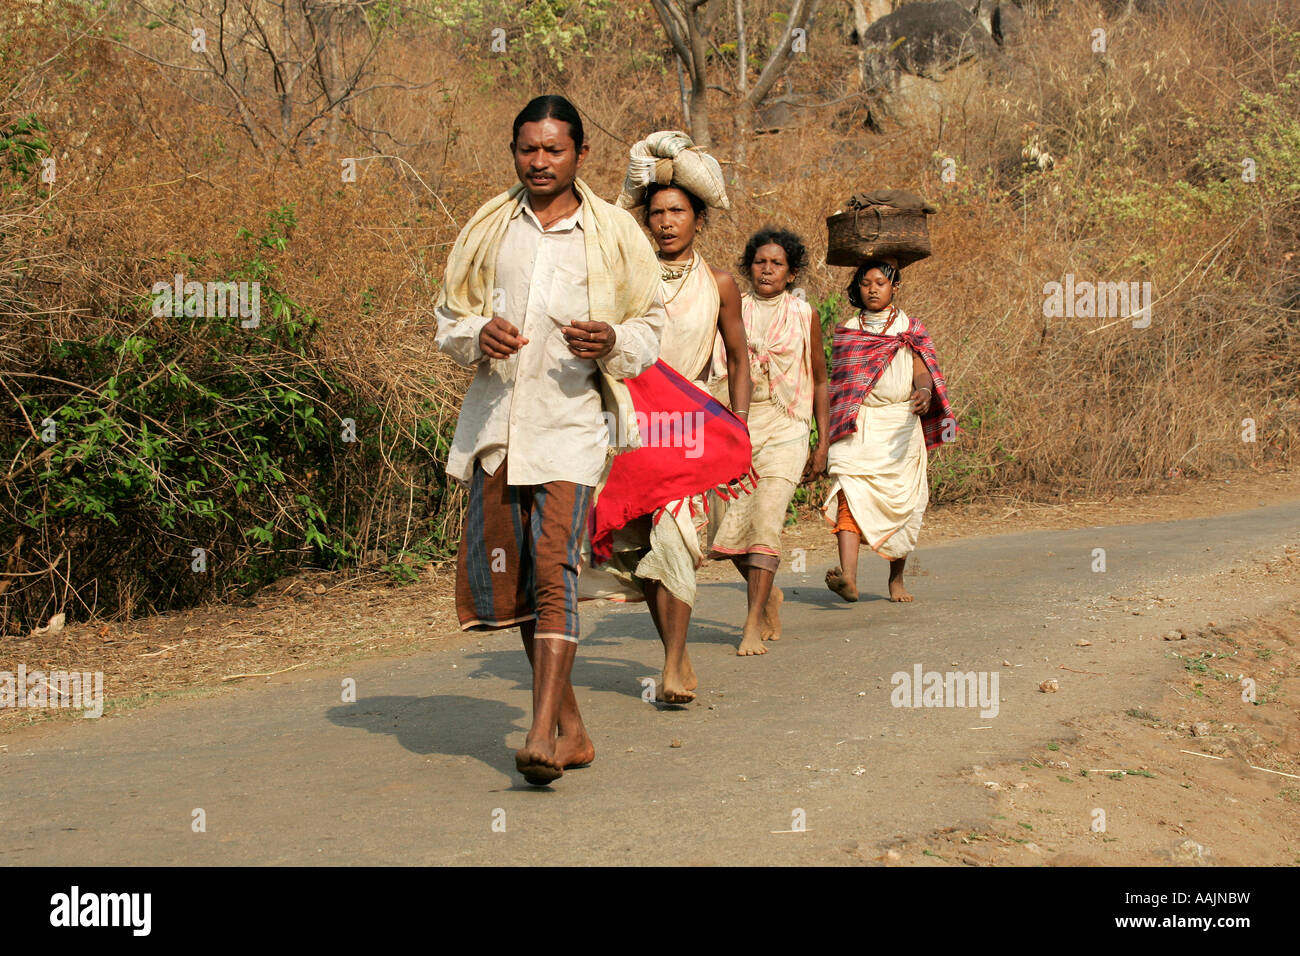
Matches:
[435,177,662,450]
[712,290,814,424]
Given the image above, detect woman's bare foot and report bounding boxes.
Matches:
[760,586,785,640]
[658,665,696,703]
[737,620,767,656]
[888,576,914,602]
[515,736,563,786]
[825,567,859,602]
[553,728,595,769]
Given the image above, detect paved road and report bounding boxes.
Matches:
[2,502,1297,865]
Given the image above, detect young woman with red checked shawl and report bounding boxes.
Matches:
[822,258,956,604]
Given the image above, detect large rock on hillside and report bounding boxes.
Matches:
[861,1,999,80]
[991,1,1026,46]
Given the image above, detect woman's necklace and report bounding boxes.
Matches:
[660,254,693,281]
[855,303,898,331]
[660,253,695,304]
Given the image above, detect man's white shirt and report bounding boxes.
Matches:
[436,193,666,486]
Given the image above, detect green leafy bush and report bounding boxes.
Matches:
[2,206,457,626]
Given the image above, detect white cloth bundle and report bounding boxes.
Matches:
[616,130,730,211]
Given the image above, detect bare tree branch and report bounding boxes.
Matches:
[747,0,822,109]
[101,0,414,160]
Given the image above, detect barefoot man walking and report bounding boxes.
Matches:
[435,96,665,785]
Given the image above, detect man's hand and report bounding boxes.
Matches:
[908,387,932,415]
[562,320,616,360]
[479,317,529,359]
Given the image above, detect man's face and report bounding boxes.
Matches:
[511,118,588,199]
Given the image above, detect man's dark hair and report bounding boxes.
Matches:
[846,259,901,309]
[643,183,708,226]
[512,95,585,150]
[739,227,808,274]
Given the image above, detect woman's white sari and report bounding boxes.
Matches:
[822,306,928,559]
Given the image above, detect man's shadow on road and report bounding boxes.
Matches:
[447,580,867,706]
[326,695,525,780]
[461,641,652,703]
[456,599,737,707]
[327,578,862,772]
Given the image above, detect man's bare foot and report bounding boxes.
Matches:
[515,737,563,786]
[888,577,914,603]
[682,652,698,692]
[553,729,595,769]
[760,587,784,640]
[737,620,768,656]
[825,567,859,602]
[658,666,696,704]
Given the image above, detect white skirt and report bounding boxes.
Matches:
[822,400,927,559]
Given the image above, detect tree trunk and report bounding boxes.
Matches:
[732,0,749,188]
[685,1,711,146]
[310,1,343,147]
[675,53,692,129]
[849,0,870,90]
[650,0,711,146]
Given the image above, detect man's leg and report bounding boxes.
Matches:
[456,462,574,781]
[519,621,593,768]
[513,478,593,784]
[515,629,579,784]
[515,632,575,783]
[455,462,534,632]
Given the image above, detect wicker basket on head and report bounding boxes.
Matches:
[825,191,935,268]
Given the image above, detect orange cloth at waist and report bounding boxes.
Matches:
[832,490,862,535]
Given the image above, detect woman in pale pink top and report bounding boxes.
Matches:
[709,228,830,656]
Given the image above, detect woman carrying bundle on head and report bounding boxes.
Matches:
[709,228,829,656]
[821,257,955,604]
[590,131,752,703]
